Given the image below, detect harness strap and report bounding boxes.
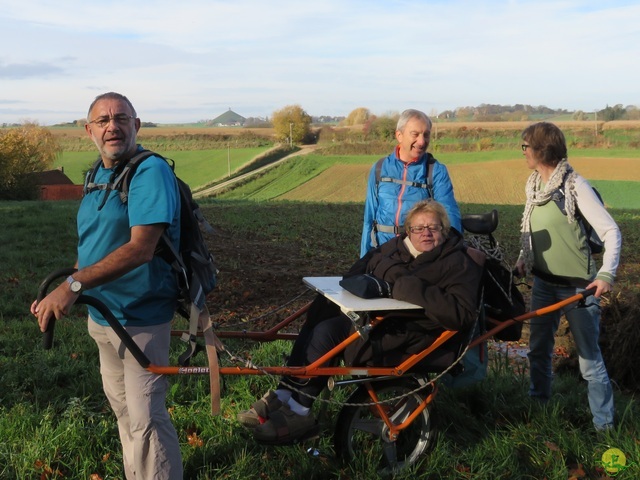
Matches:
[375,224,403,234]
[370,226,378,249]
[84,183,111,194]
[177,305,199,367]
[83,150,156,210]
[379,176,429,190]
[198,305,222,415]
[176,303,221,415]
[370,222,403,249]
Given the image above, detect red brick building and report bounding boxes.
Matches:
[35,169,83,200]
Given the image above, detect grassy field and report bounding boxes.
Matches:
[214,152,640,209]
[47,125,277,139]
[2,126,639,478]
[55,146,640,207]
[57,147,273,187]
[1,199,639,479]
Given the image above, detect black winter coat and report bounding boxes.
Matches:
[345,229,483,331]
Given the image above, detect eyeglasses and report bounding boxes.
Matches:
[89,114,134,128]
[409,224,443,234]
[521,144,531,151]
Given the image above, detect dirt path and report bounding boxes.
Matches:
[193,144,320,198]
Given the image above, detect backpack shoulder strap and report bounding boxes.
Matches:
[113,149,163,204]
[551,172,570,216]
[555,176,603,218]
[374,156,386,198]
[83,156,107,196]
[551,171,589,223]
[82,149,162,202]
[424,153,435,198]
[376,154,435,197]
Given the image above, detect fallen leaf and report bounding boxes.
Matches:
[568,462,586,477]
[187,431,204,447]
[544,440,560,451]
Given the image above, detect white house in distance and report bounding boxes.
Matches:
[211,108,246,126]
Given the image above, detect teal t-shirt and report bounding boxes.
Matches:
[77,154,180,326]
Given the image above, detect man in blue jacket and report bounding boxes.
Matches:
[360,109,462,257]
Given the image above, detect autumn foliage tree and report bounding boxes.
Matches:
[363,115,397,141]
[344,107,371,126]
[0,123,61,199]
[271,105,312,144]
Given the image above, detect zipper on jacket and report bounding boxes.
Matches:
[394,162,411,231]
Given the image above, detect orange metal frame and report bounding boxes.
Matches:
[157,288,590,377]
[38,265,592,443]
[153,307,461,377]
[147,289,592,439]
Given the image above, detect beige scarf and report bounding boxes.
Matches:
[520,159,578,273]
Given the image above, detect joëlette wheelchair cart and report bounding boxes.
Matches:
[37,211,596,474]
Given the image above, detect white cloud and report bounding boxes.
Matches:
[1,0,639,124]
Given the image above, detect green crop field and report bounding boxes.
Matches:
[47,138,640,209]
[57,147,272,187]
[214,152,640,209]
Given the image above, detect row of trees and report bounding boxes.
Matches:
[271,106,396,144]
[339,104,640,125]
[436,104,566,122]
[34,102,640,132]
[572,105,640,121]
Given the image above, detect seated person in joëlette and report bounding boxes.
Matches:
[237,199,484,445]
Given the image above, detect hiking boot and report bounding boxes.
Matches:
[252,404,319,445]
[237,390,283,428]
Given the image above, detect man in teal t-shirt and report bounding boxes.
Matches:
[32,92,183,479]
[77,151,180,327]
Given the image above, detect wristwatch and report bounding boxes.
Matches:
[66,275,83,294]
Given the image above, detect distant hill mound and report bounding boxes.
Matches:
[211,109,246,126]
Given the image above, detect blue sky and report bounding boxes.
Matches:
[1,0,638,125]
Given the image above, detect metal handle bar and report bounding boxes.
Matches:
[37,268,151,368]
[37,267,77,350]
[471,286,597,348]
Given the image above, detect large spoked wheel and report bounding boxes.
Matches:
[334,377,437,474]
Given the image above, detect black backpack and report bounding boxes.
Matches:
[551,175,604,254]
[84,148,218,364]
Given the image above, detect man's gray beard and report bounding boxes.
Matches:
[95,143,129,164]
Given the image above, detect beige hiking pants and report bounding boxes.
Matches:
[88,318,182,480]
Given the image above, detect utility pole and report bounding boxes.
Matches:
[227,143,231,177]
[289,122,293,146]
[594,110,598,137]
